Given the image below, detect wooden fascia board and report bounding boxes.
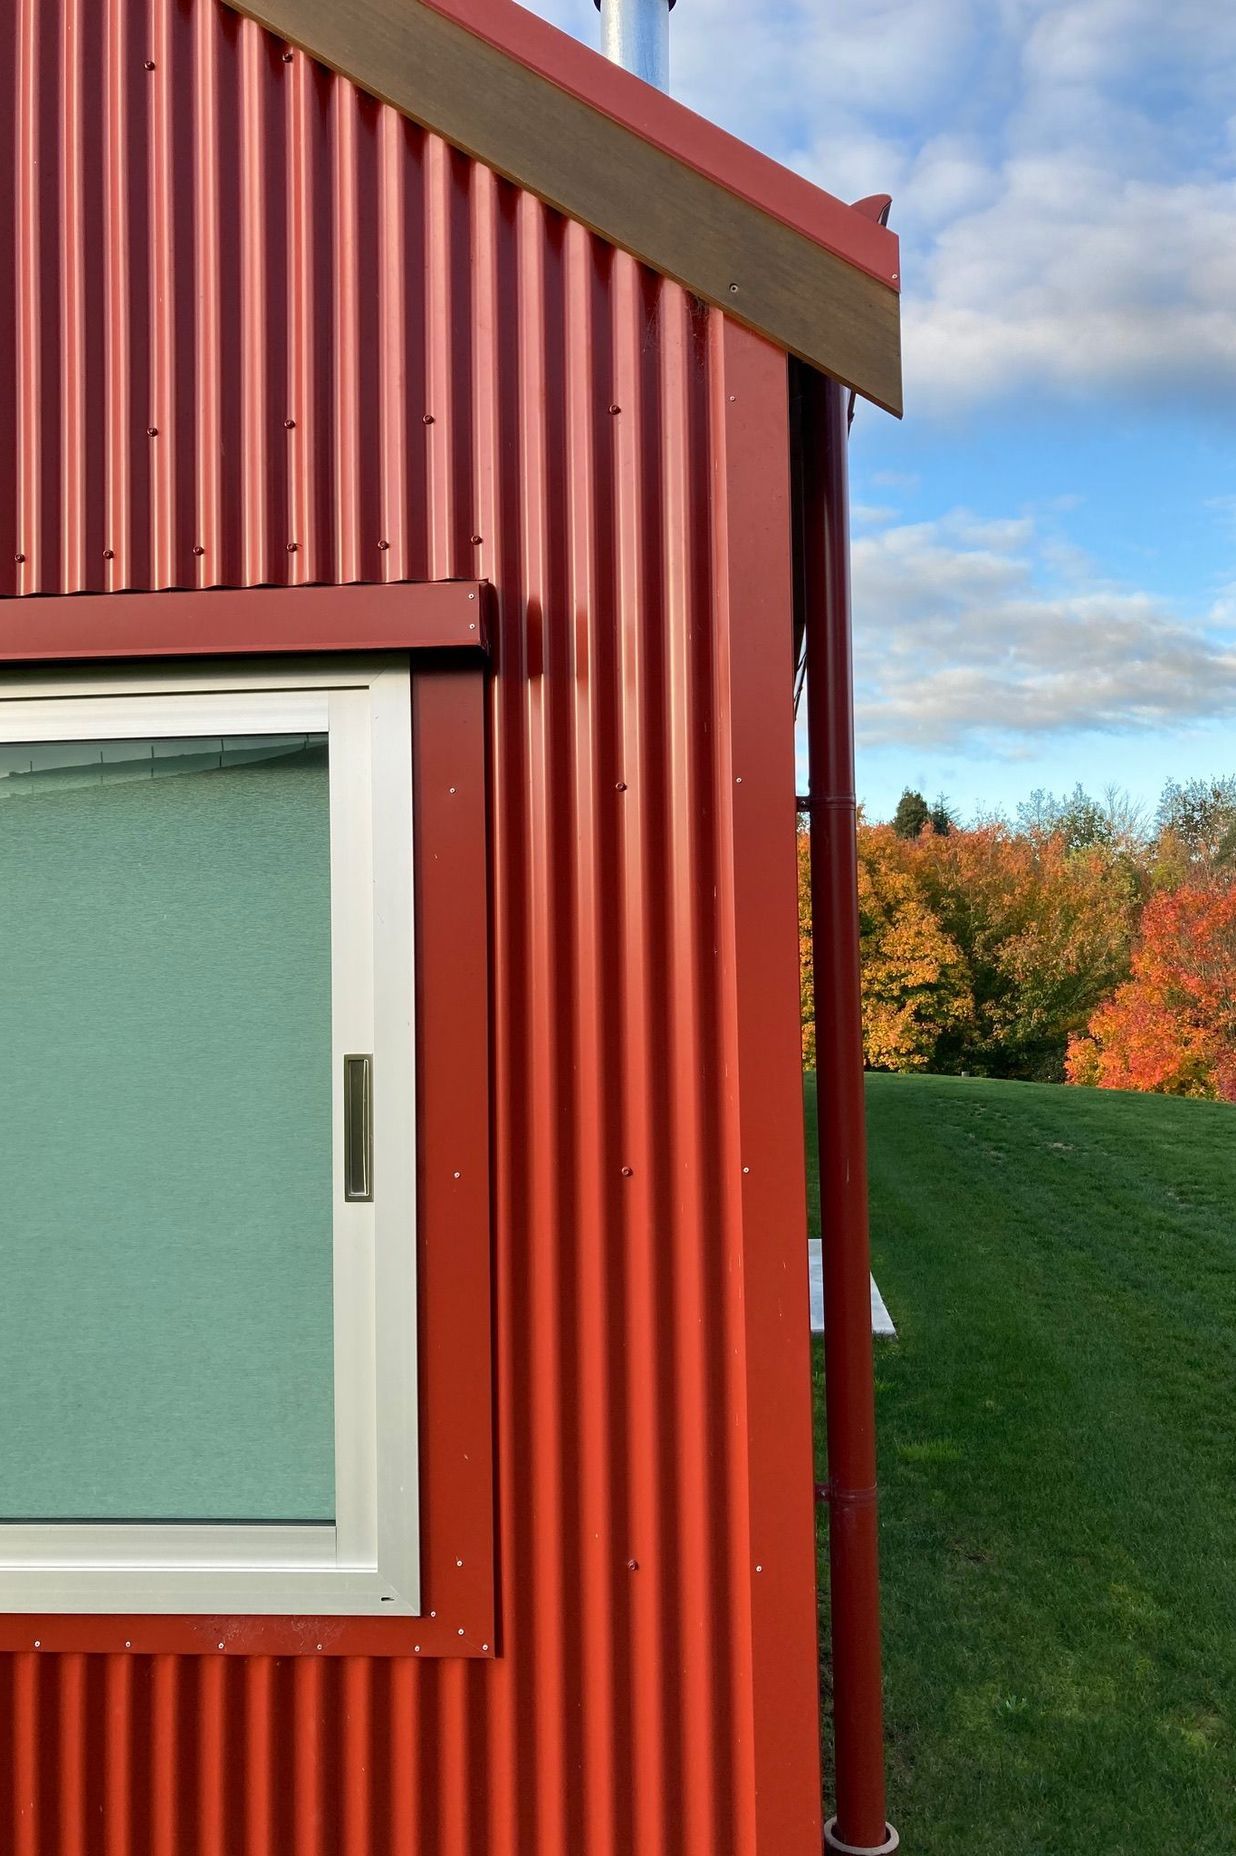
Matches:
[221,0,904,415]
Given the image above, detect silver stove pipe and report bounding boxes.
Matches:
[594,0,674,91]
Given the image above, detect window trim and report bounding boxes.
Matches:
[0,586,493,1660]
[0,657,420,1618]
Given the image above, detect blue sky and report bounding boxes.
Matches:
[524,0,1236,823]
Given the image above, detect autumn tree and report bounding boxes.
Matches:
[856,824,971,1070]
[1156,778,1236,870]
[1067,881,1236,1101]
[912,822,1140,1079]
[797,819,815,1066]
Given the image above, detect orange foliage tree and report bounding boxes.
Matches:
[1067,882,1236,1100]
[855,824,971,1069]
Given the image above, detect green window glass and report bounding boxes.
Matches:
[0,735,335,1523]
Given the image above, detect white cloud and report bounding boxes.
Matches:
[524,0,1236,408]
[851,511,1236,747]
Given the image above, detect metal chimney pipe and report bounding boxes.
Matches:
[593,0,674,90]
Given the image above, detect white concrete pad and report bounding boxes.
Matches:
[808,1237,896,1338]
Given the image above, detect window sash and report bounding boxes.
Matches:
[0,659,418,1617]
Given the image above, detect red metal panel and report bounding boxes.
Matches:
[0,1,821,1848]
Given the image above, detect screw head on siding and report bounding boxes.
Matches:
[14,553,25,564]
[193,545,205,557]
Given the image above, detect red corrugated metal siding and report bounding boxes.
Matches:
[0,2,820,1851]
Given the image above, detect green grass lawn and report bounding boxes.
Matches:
[806,1070,1236,1854]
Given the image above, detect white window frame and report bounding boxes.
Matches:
[0,656,419,1617]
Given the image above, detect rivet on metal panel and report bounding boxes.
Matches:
[453,1170,461,1180]
[103,549,114,560]
[608,403,621,415]
[449,786,457,794]
[217,1642,225,1649]
[457,1628,465,1637]
[615,781,627,792]
[755,1564,763,1574]
[282,48,293,61]
[729,282,740,293]
[147,427,159,438]
[627,1559,639,1572]
[429,1610,437,1618]
[414,1644,421,1652]
[14,554,25,564]
[469,624,477,632]
[735,776,744,784]
[471,534,483,546]
[287,542,298,553]
[144,59,155,70]
[621,1167,634,1177]
[378,540,390,551]
[467,592,476,599]
[456,1558,464,1567]
[125,1640,132,1648]
[743,1166,751,1175]
[284,418,296,430]
[482,1642,490,1652]
[316,1644,323,1651]
[729,395,737,402]
[422,414,435,425]
[193,545,205,557]
[32,1640,40,1648]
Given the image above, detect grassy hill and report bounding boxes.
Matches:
[806,1071,1236,1855]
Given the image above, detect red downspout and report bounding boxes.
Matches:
[801,365,899,1856]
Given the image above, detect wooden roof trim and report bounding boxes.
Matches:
[416,0,899,294]
[222,0,903,414]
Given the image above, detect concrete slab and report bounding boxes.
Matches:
[808,1237,896,1338]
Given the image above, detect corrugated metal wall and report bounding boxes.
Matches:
[0,0,820,1850]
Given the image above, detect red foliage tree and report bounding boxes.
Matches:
[1067,882,1236,1101]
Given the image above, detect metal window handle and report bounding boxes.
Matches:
[344,1055,374,1203]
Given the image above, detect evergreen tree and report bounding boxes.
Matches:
[892,788,931,839]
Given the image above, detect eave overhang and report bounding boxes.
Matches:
[222,0,904,416]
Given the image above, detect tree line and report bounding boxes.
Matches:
[798,778,1236,1102]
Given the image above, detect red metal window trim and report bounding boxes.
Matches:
[0,594,494,1660]
[0,581,490,664]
